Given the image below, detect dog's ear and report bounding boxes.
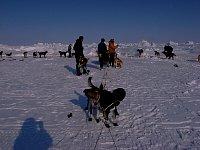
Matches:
[88,77,93,87]
[99,83,104,91]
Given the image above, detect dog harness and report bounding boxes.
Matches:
[103,100,120,112]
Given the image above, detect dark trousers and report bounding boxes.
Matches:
[99,53,109,68]
[68,50,71,57]
[99,54,104,69]
[109,53,115,67]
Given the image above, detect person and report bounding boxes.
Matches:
[98,38,109,69]
[108,39,118,67]
[68,44,72,58]
[73,36,87,76]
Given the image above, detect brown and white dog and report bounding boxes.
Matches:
[114,54,123,68]
[114,57,123,68]
[137,49,144,57]
[198,55,200,62]
[83,77,126,128]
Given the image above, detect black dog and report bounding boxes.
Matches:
[23,52,28,58]
[162,45,176,59]
[137,49,144,57]
[38,51,48,58]
[83,77,126,128]
[0,51,3,58]
[5,52,12,57]
[33,51,38,58]
[162,51,176,60]
[154,51,160,57]
[58,51,68,57]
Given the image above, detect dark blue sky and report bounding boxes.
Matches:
[0,0,200,45]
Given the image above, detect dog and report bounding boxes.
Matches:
[33,51,38,58]
[154,51,160,57]
[23,52,28,58]
[58,51,68,57]
[163,45,176,59]
[5,52,12,57]
[198,55,200,62]
[78,56,90,74]
[137,49,144,57]
[83,77,126,128]
[38,51,48,58]
[162,51,176,60]
[0,51,3,58]
[114,57,123,68]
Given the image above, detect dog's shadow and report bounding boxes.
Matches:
[64,65,76,75]
[70,91,91,120]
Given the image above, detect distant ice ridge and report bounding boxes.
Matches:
[0,40,199,57]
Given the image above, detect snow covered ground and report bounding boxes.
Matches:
[0,41,200,150]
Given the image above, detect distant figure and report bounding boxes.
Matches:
[198,55,200,62]
[23,52,28,58]
[33,51,38,58]
[137,49,144,57]
[163,45,176,59]
[0,51,3,58]
[164,45,173,54]
[98,38,109,69]
[73,36,87,76]
[108,39,118,67]
[154,51,160,57]
[68,44,72,58]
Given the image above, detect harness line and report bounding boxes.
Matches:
[94,125,104,150]
[108,127,118,150]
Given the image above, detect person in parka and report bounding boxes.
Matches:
[73,36,87,76]
[98,38,109,69]
[108,39,118,67]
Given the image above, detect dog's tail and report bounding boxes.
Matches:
[88,77,97,89]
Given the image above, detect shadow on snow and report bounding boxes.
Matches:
[13,118,53,150]
[70,90,92,121]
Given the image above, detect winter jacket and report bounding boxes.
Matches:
[73,39,84,58]
[98,42,107,55]
[108,42,118,54]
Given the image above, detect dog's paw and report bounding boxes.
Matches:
[88,118,92,121]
